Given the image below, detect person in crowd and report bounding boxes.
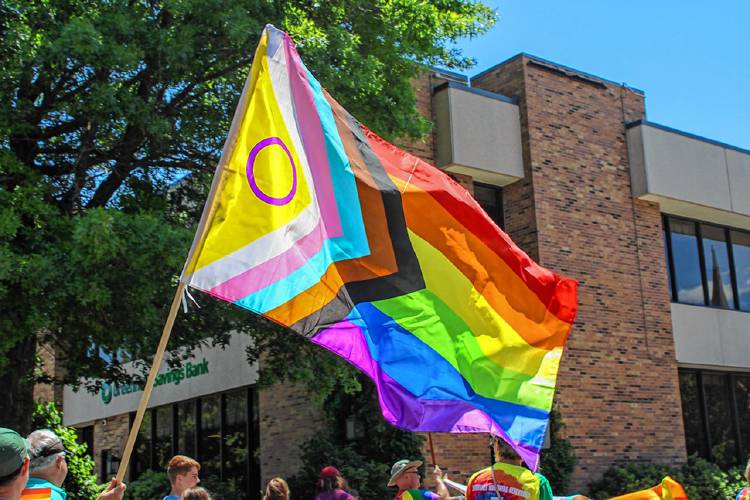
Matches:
[24,430,67,500]
[736,457,750,500]
[263,477,290,500]
[22,429,125,500]
[181,486,212,500]
[465,436,552,500]
[388,459,450,500]
[0,428,30,500]
[163,455,201,500]
[315,466,355,500]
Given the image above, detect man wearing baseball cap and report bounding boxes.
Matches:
[22,429,126,500]
[0,428,30,500]
[388,459,450,500]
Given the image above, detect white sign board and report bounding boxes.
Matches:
[62,333,258,426]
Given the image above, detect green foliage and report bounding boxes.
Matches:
[31,402,103,499]
[0,0,496,429]
[587,455,747,499]
[123,469,169,500]
[287,374,425,499]
[539,409,576,494]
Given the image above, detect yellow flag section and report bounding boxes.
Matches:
[608,476,688,500]
[182,30,316,287]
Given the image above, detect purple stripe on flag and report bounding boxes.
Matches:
[283,33,342,238]
[311,320,542,470]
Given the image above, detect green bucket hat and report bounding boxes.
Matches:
[0,428,28,477]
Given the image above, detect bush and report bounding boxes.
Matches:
[123,468,170,499]
[539,409,576,494]
[32,402,103,499]
[588,455,747,498]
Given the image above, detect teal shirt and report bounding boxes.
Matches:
[25,477,67,500]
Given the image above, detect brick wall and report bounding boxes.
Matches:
[32,340,64,404]
[474,56,687,489]
[93,413,130,480]
[258,382,323,486]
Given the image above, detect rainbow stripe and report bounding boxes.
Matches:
[20,488,52,500]
[182,25,578,470]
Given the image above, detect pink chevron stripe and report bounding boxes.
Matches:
[284,33,342,238]
[208,218,327,301]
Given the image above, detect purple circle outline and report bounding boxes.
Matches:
[246,136,297,206]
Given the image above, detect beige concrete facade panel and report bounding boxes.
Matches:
[640,125,732,210]
[671,303,750,369]
[433,85,524,185]
[727,149,750,214]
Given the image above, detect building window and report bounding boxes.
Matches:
[663,216,750,311]
[667,218,704,305]
[129,387,260,499]
[731,230,750,311]
[701,224,734,308]
[131,410,152,480]
[76,425,94,460]
[473,182,504,229]
[678,369,748,467]
[177,401,197,458]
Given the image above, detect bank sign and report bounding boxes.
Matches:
[63,333,257,426]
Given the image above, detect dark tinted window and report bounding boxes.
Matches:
[670,219,704,305]
[679,371,708,458]
[131,411,152,480]
[734,375,750,458]
[701,225,734,308]
[154,405,173,470]
[199,395,221,481]
[474,183,503,229]
[224,390,249,498]
[703,373,738,468]
[731,230,750,311]
[177,401,196,458]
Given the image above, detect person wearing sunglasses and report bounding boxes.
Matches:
[22,429,126,500]
[23,430,70,500]
[388,459,450,500]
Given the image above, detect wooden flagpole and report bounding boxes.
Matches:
[427,432,437,467]
[114,47,258,483]
[115,280,186,483]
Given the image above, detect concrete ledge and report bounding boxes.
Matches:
[433,82,524,186]
[627,122,750,229]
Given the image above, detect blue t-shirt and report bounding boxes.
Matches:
[24,477,67,500]
[162,496,180,500]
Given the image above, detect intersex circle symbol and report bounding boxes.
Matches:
[246,136,297,206]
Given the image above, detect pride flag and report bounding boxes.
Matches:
[181,25,578,470]
[608,476,688,500]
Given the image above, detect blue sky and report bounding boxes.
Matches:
[454,0,750,150]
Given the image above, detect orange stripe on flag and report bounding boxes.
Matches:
[20,487,52,500]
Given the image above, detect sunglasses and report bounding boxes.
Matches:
[38,445,72,459]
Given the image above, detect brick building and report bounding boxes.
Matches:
[57,53,750,496]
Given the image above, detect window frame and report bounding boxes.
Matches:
[473,181,504,230]
[663,214,748,312]
[679,367,748,465]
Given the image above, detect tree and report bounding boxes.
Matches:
[0,0,495,431]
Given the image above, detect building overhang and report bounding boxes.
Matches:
[671,303,750,370]
[626,121,750,229]
[432,82,524,186]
